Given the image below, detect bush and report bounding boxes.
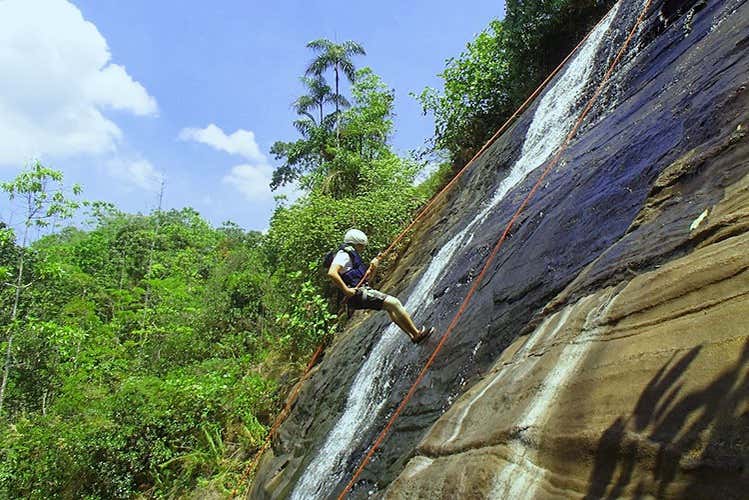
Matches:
[266,154,426,285]
[0,360,276,499]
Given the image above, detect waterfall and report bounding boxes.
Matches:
[291,3,621,498]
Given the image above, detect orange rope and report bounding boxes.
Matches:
[231,1,639,495]
[337,0,654,497]
[375,10,607,263]
[343,0,610,307]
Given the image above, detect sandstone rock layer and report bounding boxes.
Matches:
[387,184,749,498]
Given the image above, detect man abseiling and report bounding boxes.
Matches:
[327,229,433,343]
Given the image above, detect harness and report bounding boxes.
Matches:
[338,244,368,288]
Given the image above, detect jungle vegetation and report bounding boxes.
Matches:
[0,2,616,497]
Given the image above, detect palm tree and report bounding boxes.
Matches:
[291,75,349,132]
[290,75,344,167]
[305,39,366,134]
[293,75,331,126]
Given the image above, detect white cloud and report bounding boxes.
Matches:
[0,0,158,166]
[180,123,297,202]
[222,163,300,202]
[106,158,164,192]
[85,64,157,116]
[222,163,276,201]
[179,121,301,203]
[178,124,264,162]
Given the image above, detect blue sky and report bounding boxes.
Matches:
[1,0,505,232]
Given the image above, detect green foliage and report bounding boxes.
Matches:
[270,130,330,190]
[0,359,275,499]
[417,0,614,165]
[1,164,83,427]
[0,224,16,285]
[275,273,336,352]
[338,68,394,160]
[0,192,284,498]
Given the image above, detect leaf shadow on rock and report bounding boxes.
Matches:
[585,339,749,499]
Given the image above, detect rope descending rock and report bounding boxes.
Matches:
[337,0,656,497]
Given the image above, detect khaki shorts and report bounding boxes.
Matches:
[349,286,389,311]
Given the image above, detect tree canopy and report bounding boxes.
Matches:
[271,39,407,200]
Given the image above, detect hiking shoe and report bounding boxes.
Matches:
[412,326,435,344]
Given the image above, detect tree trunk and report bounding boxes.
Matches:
[0,332,13,416]
[0,225,27,416]
[335,63,340,145]
[334,64,340,117]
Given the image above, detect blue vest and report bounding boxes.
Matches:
[339,244,368,288]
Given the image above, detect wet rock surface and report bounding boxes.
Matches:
[389,213,749,498]
[250,0,749,498]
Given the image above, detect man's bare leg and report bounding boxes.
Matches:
[383,296,420,339]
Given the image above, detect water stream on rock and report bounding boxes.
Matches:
[291,3,621,498]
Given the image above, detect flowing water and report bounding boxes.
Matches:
[291,3,621,498]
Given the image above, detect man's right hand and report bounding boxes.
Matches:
[344,286,357,297]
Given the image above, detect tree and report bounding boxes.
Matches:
[271,76,339,190]
[271,41,367,191]
[0,163,81,416]
[339,68,394,160]
[270,134,326,190]
[272,66,399,198]
[318,68,397,197]
[305,39,366,136]
[292,75,346,129]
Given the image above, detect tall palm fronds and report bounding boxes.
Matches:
[291,75,349,132]
[293,75,332,125]
[305,39,366,133]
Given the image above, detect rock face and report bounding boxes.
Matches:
[251,0,749,498]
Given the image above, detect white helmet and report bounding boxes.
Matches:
[343,228,368,246]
